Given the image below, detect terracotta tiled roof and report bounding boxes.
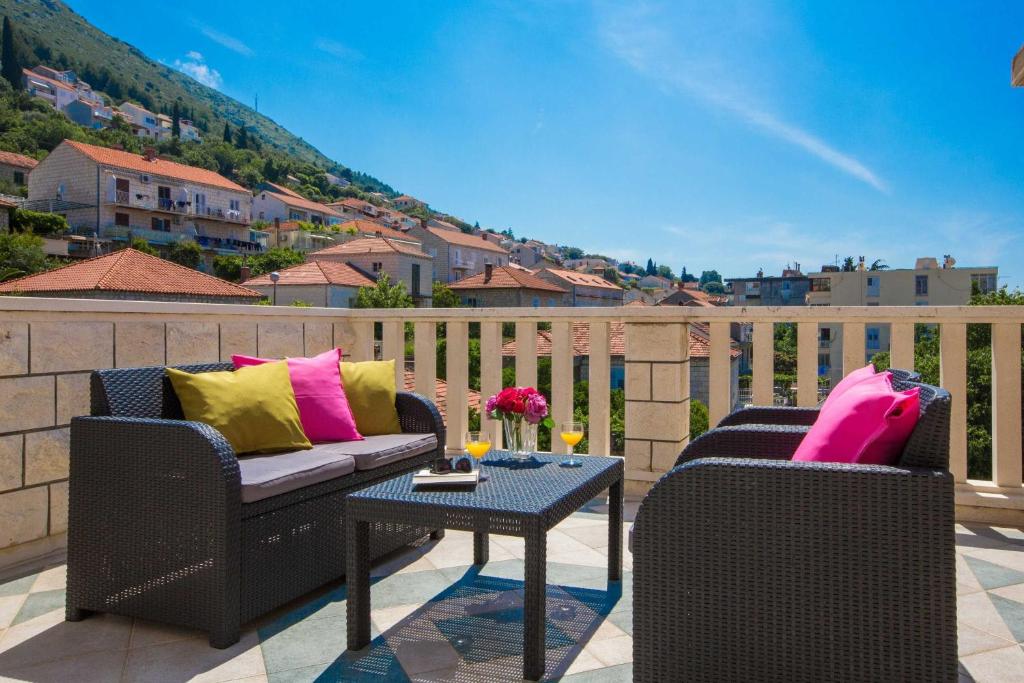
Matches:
[0,248,262,299]
[0,197,19,208]
[244,260,375,288]
[265,182,304,199]
[331,198,378,213]
[62,140,247,193]
[338,219,420,243]
[403,372,481,425]
[259,190,341,218]
[0,151,38,169]
[500,322,740,359]
[23,68,74,92]
[426,227,509,254]
[448,265,567,293]
[308,237,430,260]
[536,268,623,291]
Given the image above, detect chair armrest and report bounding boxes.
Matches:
[675,425,807,467]
[396,392,445,447]
[717,406,819,427]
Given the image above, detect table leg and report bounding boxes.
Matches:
[473,531,489,565]
[346,517,372,650]
[523,525,547,680]
[609,477,623,582]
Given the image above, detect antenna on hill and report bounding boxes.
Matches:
[254,93,258,113]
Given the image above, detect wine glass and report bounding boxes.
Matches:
[559,421,585,467]
[464,431,491,476]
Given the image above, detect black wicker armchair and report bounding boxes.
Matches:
[66,363,445,648]
[718,367,921,428]
[632,379,956,682]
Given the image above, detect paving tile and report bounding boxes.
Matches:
[959,622,1016,657]
[259,614,355,674]
[0,610,132,670]
[585,633,632,666]
[959,644,1024,682]
[605,610,633,636]
[968,548,1024,574]
[561,524,613,549]
[561,661,633,682]
[122,629,264,682]
[371,548,437,579]
[958,592,1017,643]
[11,588,65,626]
[0,573,36,597]
[30,565,67,593]
[0,646,127,682]
[0,594,26,629]
[267,640,409,682]
[989,594,1024,643]
[370,569,455,611]
[964,555,1024,590]
[129,618,204,649]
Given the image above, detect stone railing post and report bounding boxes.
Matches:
[624,322,690,496]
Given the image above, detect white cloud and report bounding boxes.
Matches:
[174,52,223,89]
[314,38,362,61]
[597,3,888,193]
[195,23,254,57]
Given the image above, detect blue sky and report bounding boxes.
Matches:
[70,1,1024,286]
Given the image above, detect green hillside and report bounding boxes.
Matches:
[0,0,392,194]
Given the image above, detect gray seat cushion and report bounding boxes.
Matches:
[239,443,357,503]
[238,433,438,503]
[339,433,438,471]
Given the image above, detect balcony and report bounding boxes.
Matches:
[99,224,189,246]
[0,300,1020,680]
[195,205,251,225]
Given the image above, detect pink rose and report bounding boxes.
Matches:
[524,393,548,424]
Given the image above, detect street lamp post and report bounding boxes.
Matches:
[270,271,280,306]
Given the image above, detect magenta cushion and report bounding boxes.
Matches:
[820,363,876,411]
[232,348,363,443]
[792,372,920,465]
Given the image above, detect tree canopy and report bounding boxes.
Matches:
[354,273,413,308]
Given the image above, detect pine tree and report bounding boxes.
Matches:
[171,101,181,138]
[237,126,248,149]
[222,122,232,144]
[645,258,656,276]
[1,17,22,90]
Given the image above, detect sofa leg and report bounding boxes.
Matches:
[430,529,445,541]
[65,606,93,622]
[209,627,240,649]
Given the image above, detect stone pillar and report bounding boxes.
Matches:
[624,323,690,496]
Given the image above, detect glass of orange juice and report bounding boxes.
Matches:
[560,421,585,467]
[464,431,491,476]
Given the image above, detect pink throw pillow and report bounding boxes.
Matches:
[232,348,363,443]
[793,372,920,466]
[820,363,876,411]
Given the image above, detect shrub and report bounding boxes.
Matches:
[11,209,68,236]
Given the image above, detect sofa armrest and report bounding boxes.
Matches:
[675,425,808,467]
[396,392,445,450]
[633,458,956,682]
[717,406,819,427]
[67,416,242,623]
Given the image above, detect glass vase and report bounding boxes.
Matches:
[503,416,537,460]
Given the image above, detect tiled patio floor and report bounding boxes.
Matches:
[0,501,1022,682]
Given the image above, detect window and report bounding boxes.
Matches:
[151,217,170,231]
[411,264,421,297]
[865,276,880,297]
[115,212,129,227]
[229,199,240,212]
[372,262,383,273]
[971,273,997,294]
[866,327,880,350]
[289,210,303,220]
[818,352,831,369]
[532,297,540,307]
[810,278,831,292]
[465,297,478,307]
[13,171,24,185]
[157,185,171,210]
[194,192,207,213]
[915,275,929,296]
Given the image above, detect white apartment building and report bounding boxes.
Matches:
[254,183,342,226]
[118,102,169,141]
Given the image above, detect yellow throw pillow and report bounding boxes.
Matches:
[340,359,402,436]
[166,362,312,455]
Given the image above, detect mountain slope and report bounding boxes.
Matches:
[0,0,391,192]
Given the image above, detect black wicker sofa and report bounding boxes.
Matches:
[632,377,956,682]
[66,362,445,648]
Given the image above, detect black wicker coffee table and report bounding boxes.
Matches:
[345,451,624,680]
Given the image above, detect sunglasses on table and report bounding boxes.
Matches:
[431,458,473,474]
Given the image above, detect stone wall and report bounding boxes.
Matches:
[0,302,364,572]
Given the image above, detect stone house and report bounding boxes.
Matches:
[254,183,342,226]
[409,223,509,283]
[28,140,260,268]
[533,268,624,306]
[307,237,433,306]
[0,248,261,304]
[244,260,375,307]
[447,264,567,307]
[0,151,38,188]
